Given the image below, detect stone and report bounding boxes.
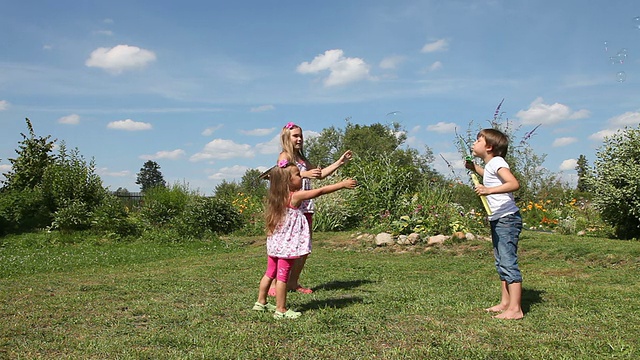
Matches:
[375,232,395,246]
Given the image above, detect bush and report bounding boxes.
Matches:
[139,183,192,227]
[92,193,142,238]
[50,199,92,233]
[312,177,359,232]
[174,196,242,237]
[589,126,640,239]
[0,188,50,235]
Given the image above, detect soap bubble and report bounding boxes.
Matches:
[633,16,640,30]
[616,71,627,83]
[604,41,609,52]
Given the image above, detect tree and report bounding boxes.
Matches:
[239,169,268,199]
[136,160,166,192]
[589,126,640,239]
[214,180,241,201]
[575,154,591,193]
[2,118,56,190]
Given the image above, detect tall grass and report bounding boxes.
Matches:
[1,231,638,359]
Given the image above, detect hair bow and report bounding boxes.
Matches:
[284,122,295,129]
[278,159,289,168]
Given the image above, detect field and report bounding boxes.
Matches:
[1,231,639,359]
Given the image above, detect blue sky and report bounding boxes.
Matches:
[1,1,639,195]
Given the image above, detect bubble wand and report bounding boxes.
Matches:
[457,134,492,216]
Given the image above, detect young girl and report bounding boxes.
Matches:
[268,122,353,296]
[253,160,357,319]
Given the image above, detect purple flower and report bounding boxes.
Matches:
[285,122,296,129]
[278,159,289,168]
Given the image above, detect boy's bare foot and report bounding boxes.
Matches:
[493,310,523,320]
[485,304,507,312]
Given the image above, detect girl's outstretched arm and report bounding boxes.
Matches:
[319,150,352,179]
[291,178,357,206]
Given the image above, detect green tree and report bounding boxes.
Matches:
[589,126,640,239]
[239,169,268,199]
[575,154,591,193]
[2,118,56,190]
[214,180,241,201]
[136,160,166,192]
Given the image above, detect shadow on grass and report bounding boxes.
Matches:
[312,279,374,292]
[298,296,364,312]
[522,288,544,314]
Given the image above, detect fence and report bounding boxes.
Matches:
[111,191,144,208]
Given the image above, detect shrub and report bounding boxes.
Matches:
[231,192,265,236]
[589,125,640,239]
[139,183,192,227]
[92,193,142,238]
[174,196,242,237]
[312,177,359,232]
[0,188,50,235]
[51,199,92,233]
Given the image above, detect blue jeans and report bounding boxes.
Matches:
[490,211,523,284]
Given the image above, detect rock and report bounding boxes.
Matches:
[577,230,586,236]
[427,234,448,246]
[397,235,410,245]
[465,232,476,241]
[453,231,466,240]
[375,232,395,246]
[408,233,421,244]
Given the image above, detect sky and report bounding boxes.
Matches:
[1,1,639,195]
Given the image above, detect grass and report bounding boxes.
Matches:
[1,231,639,359]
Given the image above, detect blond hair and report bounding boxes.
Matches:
[264,164,296,234]
[280,123,310,166]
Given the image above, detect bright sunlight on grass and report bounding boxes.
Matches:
[1,231,639,359]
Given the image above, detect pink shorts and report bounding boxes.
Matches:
[265,256,295,282]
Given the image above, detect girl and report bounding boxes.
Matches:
[268,122,353,296]
[254,160,357,319]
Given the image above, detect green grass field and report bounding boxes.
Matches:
[1,231,639,359]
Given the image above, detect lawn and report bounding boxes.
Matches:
[1,231,639,359]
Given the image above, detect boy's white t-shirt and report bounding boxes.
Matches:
[483,156,519,221]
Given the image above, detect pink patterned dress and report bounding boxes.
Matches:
[266,193,311,259]
[297,160,314,214]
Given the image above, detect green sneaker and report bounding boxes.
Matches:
[273,309,301,319]
[252,302,276,312]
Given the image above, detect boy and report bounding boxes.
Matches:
[465,128,523,320]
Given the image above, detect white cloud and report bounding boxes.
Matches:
[190,139,254,161]
[208,165,250,180]
[240,128,275,136]
[0,164,11,172]
[96,168,131,177]
[609,111,640,127]
[255,134,281,155]
[93,30,114,36]
[58,114,80,125]
[552,137,577,147]
[588,111,640,142]
[421,39,449,53]
[250,104,275,112]
[139,149,185,160]
[202,125,223,136]
[85,44,156,74]
[426,61,443,72]
[516,97,590,125]
[42,44,53,50]
[0,100,9,110]
[103,18,114,24]
[559,159,577,171]
[296,49,372,87]
[588,129,617,142]
[107,119,152,131]
[379,55,405,69]
[426,121,457,133]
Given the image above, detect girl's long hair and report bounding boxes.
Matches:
[280,124,310,166]
[265,165,294,235]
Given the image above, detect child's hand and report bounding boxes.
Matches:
[474,184,490,196]
[464,159,475,171]
[342,178,358,189]
[306,168,322,179]
[340,150,353,164]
